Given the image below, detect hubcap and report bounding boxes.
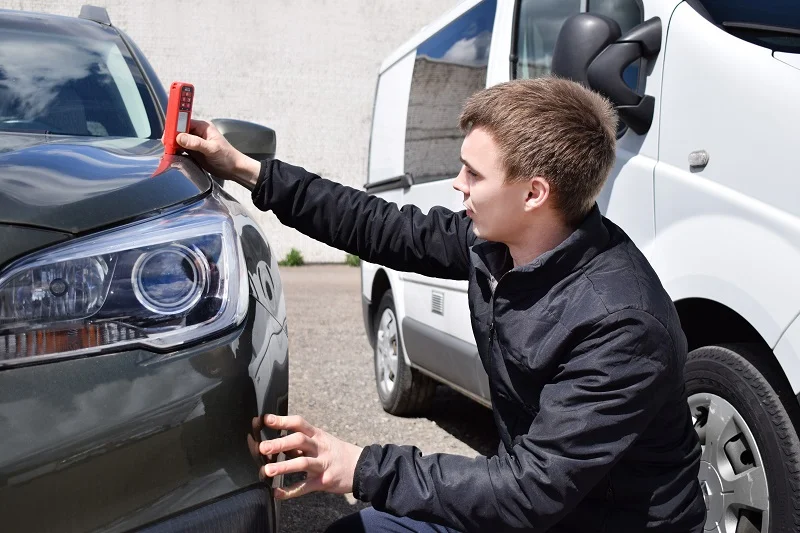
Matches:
[689,393,769,533]
[375,308,399,397]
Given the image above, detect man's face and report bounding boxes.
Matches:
[452,127,531,243]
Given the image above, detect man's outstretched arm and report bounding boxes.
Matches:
[177,120,474,280]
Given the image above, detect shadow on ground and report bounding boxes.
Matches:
[280,473,368,533]
[426,386,500,457]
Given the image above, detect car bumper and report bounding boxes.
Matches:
[0,315,288,533]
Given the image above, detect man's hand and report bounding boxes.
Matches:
[174,120,261,188]
[259,414,364,500]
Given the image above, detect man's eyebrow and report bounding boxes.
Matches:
[460,156,479,173]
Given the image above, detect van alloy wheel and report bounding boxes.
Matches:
[372,290,436,416]
[685,344,800,533]
[376,307,399,396]
[689,392,769,533]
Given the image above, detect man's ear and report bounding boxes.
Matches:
[524,177,550,212]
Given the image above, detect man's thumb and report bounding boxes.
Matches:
[176,133,207,153]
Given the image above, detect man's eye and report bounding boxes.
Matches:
[466,169,477,178]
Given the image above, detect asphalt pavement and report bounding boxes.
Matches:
[278,265,499,533]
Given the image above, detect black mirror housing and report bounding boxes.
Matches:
[552,14,621,87]
[210,118,276,161]
[552,14,662,135]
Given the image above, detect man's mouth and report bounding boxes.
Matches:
[463,203,474,216]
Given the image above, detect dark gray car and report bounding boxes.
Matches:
[0,6,288,532]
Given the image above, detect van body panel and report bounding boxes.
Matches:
[774,51,800,70]
[654,164,800,351]
[402,316,487,400]
[485,0,515,85]
[657,4,800,218]
[653,2,800,378]
[774,315,800,392]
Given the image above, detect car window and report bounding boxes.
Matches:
[692,0,800,53]
[0,22,161,138]
[404,0,497,185]
[513,0,581,79]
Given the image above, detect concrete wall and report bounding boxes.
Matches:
[1,0,459,262]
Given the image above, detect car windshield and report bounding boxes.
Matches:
[0,19,161,138]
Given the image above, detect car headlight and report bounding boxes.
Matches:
[0,192,248,366]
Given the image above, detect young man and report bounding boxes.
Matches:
[177,78,706,533]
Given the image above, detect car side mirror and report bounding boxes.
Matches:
[210,118,276,160]
[552,14,662,135]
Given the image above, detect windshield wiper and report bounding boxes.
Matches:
[0,128,52,134]
[722,21,800,53]
[723,21,800,38]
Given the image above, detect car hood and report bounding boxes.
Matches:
[0,134,211,234]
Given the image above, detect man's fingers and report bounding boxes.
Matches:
[259,431,316,457]
[273,478,323,501]
[262,456,318,478]
[263,414,316,437]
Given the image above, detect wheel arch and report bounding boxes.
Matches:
[676,297,800,420]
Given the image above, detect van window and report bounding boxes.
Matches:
[404,0,497,185]
[692,0,800,52]
[513,1,642,89]
[587,0,642,34]
[587,0,643,91]
[513,0,581,79]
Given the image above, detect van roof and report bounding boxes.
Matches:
[379,0,485,73]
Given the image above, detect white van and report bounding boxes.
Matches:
[360,1,800,531]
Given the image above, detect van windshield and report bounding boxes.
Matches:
[696,0,800,53]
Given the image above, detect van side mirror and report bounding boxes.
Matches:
[552,14,662,135]
[552,14,621,87]
[210,118,276,160]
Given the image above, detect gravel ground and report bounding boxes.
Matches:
[278,265,499,533]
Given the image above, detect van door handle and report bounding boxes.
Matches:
[688,150,709,170]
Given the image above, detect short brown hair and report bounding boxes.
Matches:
[459,77,618,227]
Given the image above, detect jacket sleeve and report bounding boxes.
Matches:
[250,159,474,280]
[353,309,678,532]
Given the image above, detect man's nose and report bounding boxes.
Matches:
[452,169,467,194]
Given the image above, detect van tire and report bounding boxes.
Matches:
[685,344,800,533]
[373,291,436,416]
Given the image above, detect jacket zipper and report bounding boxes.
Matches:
[487,270,511,374]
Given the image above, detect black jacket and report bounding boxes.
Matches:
[252,159,707,533]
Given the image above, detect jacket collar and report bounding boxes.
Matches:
[471,204,610,286]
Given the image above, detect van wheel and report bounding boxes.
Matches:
[685,344,800,533]
[373,291,436,416]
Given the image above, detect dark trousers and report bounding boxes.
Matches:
[324,508,461,533]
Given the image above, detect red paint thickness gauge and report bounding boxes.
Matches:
[163,82,194,155]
